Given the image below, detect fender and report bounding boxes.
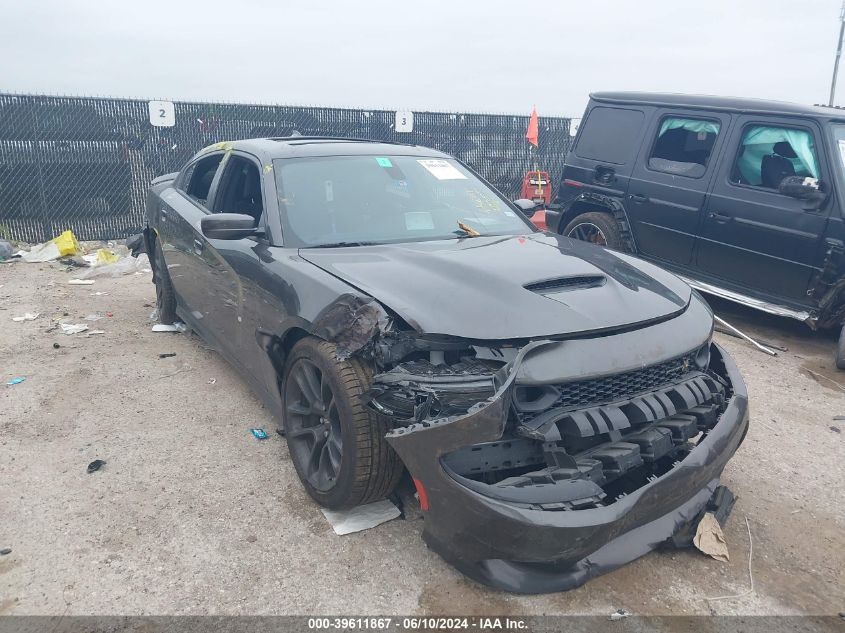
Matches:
[558,191,638,254]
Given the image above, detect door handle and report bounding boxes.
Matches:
[193,239,204,254]
[708,211,732,223]
[629,193,649,204]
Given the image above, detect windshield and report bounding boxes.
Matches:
[273,155,533,247]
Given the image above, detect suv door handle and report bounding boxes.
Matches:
[708,211,732,223]
[629,194,649,204]
[193,239,204,254]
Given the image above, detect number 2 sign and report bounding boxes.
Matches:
[148,100,176,127]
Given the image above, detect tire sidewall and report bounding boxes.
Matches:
[563,211,623,250]
[281,339,363,507]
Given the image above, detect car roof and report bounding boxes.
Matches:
[206,137,452,159]
[590,91,845,120]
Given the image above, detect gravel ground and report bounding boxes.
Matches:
[0,258,843,616]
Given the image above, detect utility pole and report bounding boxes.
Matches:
[829,1,845,106]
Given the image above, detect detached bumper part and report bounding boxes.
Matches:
[386,343,749,594]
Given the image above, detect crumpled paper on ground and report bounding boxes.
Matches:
[320,499,401,535]
[694,512,730,562]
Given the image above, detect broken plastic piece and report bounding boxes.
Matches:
[608,609,630,621]
[87,459,106,474]
[250,428,268,440]
[0,548,11,556]
[320,499,401,535]
[12,313,40,322]
[60,323,89,335]
[68,279,95,286]
[6,377,25,386]
[159,353,177,359]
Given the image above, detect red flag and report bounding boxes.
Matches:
[526,106,539,147]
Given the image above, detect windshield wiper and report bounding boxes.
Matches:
[307,241,379,248]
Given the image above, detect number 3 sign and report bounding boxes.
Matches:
[148,101,176,127]
[395,110,413,133]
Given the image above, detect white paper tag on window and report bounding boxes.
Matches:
[569,118,581,137]
[417,159,466,180]
[148,100,175,127]
[395,110,414,133]
[324,180,334,202]
[405,212,434,230]
[838,140,845,168]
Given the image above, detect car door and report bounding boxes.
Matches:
[156,152,225,321]
[194,151,268,362]
[626,109,730,267]
[697,116,832,304]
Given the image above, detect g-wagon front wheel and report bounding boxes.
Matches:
[563,211,623,249]
[281,337,403,509]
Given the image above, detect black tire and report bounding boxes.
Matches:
[563,211,624,250]
[152,237,177,325]
[281,337,403,509]
[836,323,845,370]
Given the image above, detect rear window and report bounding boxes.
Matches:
[574,106,645,165]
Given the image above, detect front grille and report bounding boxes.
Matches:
[554,353,697,409]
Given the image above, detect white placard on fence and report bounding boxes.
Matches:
[148,101,176,127]
[395,110,414,133]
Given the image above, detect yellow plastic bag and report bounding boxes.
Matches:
[50,230,81,257]
[95,248,119,265]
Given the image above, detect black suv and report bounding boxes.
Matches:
[545,92,845,367]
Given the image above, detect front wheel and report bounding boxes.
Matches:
[281,337,403,509]
[836,323,845,370]
[563,211,623,250]
[152,237,177,325]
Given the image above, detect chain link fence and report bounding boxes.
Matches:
[0,93,572,243]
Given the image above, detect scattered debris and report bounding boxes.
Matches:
[6,377,26,386]
[834,415,845,420]
[126,233,146,257]
[159,353,177,359]
[87,330,106,335]
[704,517,755,603]
[0,548,10,556]
[207,378,216,385]
[608,609,630,622]
[106,312,114,317]
[694,512,730,562]
[53,343,61,349]
[60,323,89,335]
[250,428,268,440]
[86,459,106,474]
[320,499,401,535]
[68,279,95,286]
[0,239,13,261]
[714,315,777,356]
[81,253,150,278]
[84,314,103,321]
[21,230,81,262]
[152,322,187,333]
[90,292,108,296]
[11,312,40,322]
[831,426,842,434]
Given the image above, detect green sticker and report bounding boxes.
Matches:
[376,157,393,167]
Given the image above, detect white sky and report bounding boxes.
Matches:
[0,0,842,117]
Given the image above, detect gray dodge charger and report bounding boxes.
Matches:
[143,137,749,593]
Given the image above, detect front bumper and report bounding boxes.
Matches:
[386,343,749,594]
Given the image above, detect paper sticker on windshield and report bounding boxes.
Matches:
[838,140,845,168]
[324,180,334,202]
[417,159,466,180]
[376,157,393,167]
[405,212,434,231]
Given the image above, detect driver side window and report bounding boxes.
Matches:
[214,155,264,224]
[178,153,224,207]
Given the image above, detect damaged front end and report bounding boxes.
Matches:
[368,301,749,594]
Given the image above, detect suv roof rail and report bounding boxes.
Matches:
[813,103,845,110]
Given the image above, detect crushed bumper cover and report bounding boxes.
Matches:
[386,342,749,594]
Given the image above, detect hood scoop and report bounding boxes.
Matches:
[524,275,606,293]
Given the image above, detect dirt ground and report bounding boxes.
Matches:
[0,257,843,616]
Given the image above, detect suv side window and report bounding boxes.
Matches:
[214,155,264,223]
[648,117,720,178]
[730,125,819,190]
[574,106,644,165]
[178,154,224,206]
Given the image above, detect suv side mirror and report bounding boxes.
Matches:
[201,213,260,239]
[779,176,826,209]
[512,198,538,217]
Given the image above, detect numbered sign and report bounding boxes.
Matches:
[148,100,176,127]
[395,110,413,133]
[569,118,581,137]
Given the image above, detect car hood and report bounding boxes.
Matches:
[299,233,691,340]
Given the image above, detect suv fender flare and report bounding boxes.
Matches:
[559,192,637,253]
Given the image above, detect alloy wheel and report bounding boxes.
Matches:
[567,222,608,245]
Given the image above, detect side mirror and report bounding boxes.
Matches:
[512,198,538,217]
[779,176,826,206]
[201,213,260,240]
